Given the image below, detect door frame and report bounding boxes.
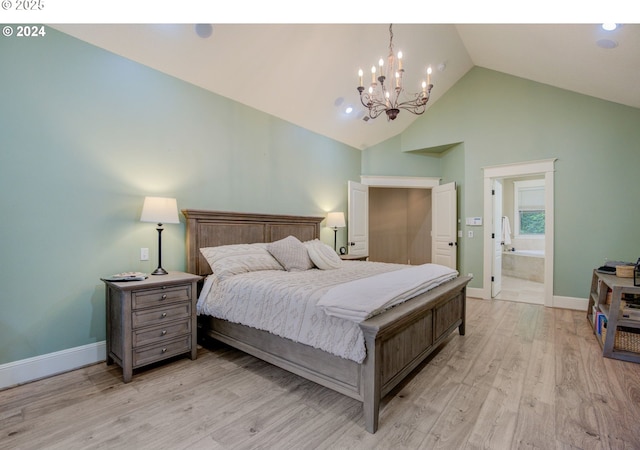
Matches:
[360,175,441,189]
[359,175,443,264]
[482,158,556,307]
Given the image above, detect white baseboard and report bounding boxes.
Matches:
[466,286,587,312]
[553,295,588,311]
[0,341,106,390]
[467,287,486,299]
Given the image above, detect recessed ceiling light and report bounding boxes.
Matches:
[596,38,618,49]
[345,106,353,114]
[602,23,617,31]
[195,24,213,39]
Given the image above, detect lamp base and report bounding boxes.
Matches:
[151,267,169,276]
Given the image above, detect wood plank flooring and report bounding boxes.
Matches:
[2,298,639,449]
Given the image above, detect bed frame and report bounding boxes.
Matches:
[183,209,471,433]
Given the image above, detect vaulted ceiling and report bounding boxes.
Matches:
[53,23,640,150]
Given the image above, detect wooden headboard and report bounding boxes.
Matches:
[182,210,324,276]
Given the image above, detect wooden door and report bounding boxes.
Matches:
[347,180,368,257]
[431,182,457,269]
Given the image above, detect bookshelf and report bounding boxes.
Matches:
[587,270,640,363]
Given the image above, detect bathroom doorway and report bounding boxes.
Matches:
[483,159,556,307]
[494,176,546,305]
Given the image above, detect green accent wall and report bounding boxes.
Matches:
[364,67,640,296]
[0,28,360,364]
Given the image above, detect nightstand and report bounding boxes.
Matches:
[340,254,369,261]
[102,271,202,382]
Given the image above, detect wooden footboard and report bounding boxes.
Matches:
[359,275,469,432]
[198,275,470,433]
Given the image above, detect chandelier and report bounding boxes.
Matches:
[357,24,433,121]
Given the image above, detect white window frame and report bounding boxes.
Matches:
[513,179,545,238]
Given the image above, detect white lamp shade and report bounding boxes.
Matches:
[326,212,346,228]
[140,197,180,224]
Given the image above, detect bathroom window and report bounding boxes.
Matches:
[514,180,545,236]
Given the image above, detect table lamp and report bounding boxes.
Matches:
[326,212,346,252]
[140,196,179,275]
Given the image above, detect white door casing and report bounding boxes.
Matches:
[492,179,503,297]
[482,158,556,307]
[431,182,457,269]
[347,180,368,257]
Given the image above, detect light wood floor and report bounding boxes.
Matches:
[2,297,640,449]
[494,276,545,305]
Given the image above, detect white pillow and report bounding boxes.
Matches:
[200,243,283,281]
[304,239,343,270]
[267,236,314,271]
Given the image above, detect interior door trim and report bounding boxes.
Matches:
[482,158,556,307]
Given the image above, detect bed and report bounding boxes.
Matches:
[183,209,471,433]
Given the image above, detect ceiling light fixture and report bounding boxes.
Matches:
[357,24,433,121]
[602,23,617,31]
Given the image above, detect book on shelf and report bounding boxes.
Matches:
[596,311,607,336]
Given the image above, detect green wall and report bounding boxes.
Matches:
[0,28,360,365]
[365,67,640,296]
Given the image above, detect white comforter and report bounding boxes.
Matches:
[317,264,458,322]
[197,261,457,363]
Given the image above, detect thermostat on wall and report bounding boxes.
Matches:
[466,217,482,226]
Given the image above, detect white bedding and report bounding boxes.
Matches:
[317,264,458,322]
[197,261,457,363]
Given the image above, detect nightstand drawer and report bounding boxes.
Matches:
[132,302,191,328]
[133,336,191,367]
[133,320,191,348]
[132,284,191,310]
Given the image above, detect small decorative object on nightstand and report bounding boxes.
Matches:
[102,271,202,382]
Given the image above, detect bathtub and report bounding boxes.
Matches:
[502,250,545,283]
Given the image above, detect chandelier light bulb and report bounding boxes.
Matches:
[397,51,403,70]
[358,68,363,87]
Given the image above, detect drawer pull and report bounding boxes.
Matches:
[161,312,167,318]
[161,348,167,353]
[161,330,167,336]
[161,294,167,300]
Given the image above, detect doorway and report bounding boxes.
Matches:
[368,187,432,264]
[483,159,556,307]
[493,175,546,305]
[348,176,457,269]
